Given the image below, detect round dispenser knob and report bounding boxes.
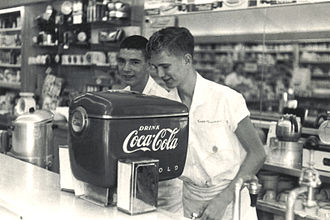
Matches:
[304,135,319,151]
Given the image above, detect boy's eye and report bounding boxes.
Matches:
[131,60,140,65]
[117,58,125,65]
[151,65,158,71]
[162,65,170,70]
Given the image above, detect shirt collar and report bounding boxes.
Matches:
[123,75,151,93]
[190,72,207,109]
[142,75,153,94]
[123,85,130,91]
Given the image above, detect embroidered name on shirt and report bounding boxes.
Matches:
[197,119,222,124]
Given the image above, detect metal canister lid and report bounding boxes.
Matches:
[14,108,54,124]
[319,119,330,145]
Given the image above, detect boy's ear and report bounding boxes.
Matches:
[184,53,193,65]
[147,62,157,75]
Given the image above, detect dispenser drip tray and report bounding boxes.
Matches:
[80,183,116,207]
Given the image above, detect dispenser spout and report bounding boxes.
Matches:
[285,136,321,220]
[232,176,262,220]
[285,186,308,220]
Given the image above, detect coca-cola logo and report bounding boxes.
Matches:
[123,125,180,154]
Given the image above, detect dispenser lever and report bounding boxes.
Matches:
[249,194,258,207]
[246,180,262,207]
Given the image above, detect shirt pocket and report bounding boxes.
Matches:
[195,120,238,182]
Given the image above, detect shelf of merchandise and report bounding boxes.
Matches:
[195,49,294,53]
[195,67,215,72]
[0,81,20,90]
[256,200,319,220]
[0,6,24,95]
[311,75,330,79]
[61,63,115,68]
[0,63,20,68]
[0,46,21,49]
[251,118,319,136]
[0,27,21,33]
[146,1,316,18]
[262,162,330,184]
[300,49,330,53]
[300,60,330,64]
[296,94,330,99]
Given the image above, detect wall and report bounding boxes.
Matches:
[178,2,330,41]
[0,0,51,9]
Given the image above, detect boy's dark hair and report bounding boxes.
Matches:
[119,35,148,58]
[146,27,194,58]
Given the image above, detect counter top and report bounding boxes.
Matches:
[0,154,186,220]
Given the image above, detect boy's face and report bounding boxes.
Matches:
[117,48,149,87]
[149,50,187,89]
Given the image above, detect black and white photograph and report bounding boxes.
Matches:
[0,0,329,219]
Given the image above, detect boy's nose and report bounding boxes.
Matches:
[158,67,165,77]
[123,62,131,71]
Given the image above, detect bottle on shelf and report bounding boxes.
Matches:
[72,0,85,24]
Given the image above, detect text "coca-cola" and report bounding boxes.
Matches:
[123,127,180,153]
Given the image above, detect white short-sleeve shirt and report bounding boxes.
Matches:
[181,73,250,189]
[123,75,178,99]
[124,74,183,214]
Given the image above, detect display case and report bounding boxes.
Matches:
[28,0,144,110]
[0,6,23,114]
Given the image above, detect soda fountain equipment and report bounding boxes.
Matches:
[233,176,262,220]
[285,135,322,220]
[267,114,303,169]
[68,90,189,214]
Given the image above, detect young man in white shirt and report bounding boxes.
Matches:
[146,27,266,220]
[116,35,169,97]
[116,35,183,214]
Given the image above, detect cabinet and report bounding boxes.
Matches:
[192,41,295,112]
[28,0,144,108]
[0,7,23,114]
[298,41,330,96]
[183,39,330,113]
[143,1,330,114]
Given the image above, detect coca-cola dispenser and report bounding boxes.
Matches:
[68,90,188,212]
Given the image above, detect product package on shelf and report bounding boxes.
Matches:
[0,92,16,114]
[41,69,63,111]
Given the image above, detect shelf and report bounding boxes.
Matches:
[251,119,319,136]
[300,60,330,64]
[146,2,313,18]
[33,43,57,48]
[300,48,330,52]
[195,67,215,72]
[194,59,216,63]
[311,75,330,79]
[0,46,21,49]
[0,27,21,33]
[262,162,330,184]
[59,20,131,29]
[0,63,20,68]
[195,49,293,53]
[0,81,20,89]
[245,49,293,53]
[90,43,120,51]
[257,200,319,220]
[61,63,116,68]
[296,94,330,99]
[89,20,131,28]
